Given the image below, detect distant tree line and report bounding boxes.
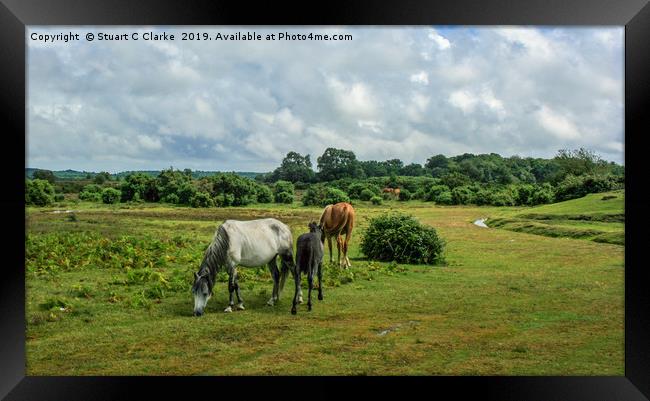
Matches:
[25,148,623,208]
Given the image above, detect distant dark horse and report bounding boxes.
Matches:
[192,218,295,316]
[319,202,355,268]
[292,222,324,315]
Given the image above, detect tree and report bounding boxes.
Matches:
[33,169,56,184]
[400,163,425,176]
[317,148,364,182]
[553,148,608,182]
[93,171,112,184]
[101,188,121,204]
[270,152,315,183]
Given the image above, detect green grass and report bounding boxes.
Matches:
[485,191,624,245]
[25,198,624,375]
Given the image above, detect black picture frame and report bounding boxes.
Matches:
[2,1,648,399]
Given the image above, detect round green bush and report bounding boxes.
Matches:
[302,185,350,207]
[101,188,121,204]
[370,195,382,205]
[54,193,65,202]
[191,192,214,208]
[275,191,294,204]
[256,185,274,203]
[26,179,55,206]
[360,213,445,265]
[360,188,375,201]
[79,191,102,202]
[435,191,453,205]
[161,193,180,204]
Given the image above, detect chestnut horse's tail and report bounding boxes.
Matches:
[319,204,332,228]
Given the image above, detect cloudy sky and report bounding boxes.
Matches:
[27,26,624,173]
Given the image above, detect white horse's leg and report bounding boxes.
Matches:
[225,263,237,312]
[267,257,280,306]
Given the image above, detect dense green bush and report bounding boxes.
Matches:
[26,179,55,206]
[425,185,451,202]
[451,186,475,205]
[209,173,259,206]
[370,195,382,205]
[435,191,453,205]
[360,188,375,201]
[360,213,445,265]
[79,191,101,202]
[273,180,294,203]
[302,184,350,207]
[177,182,197,205]
[54,193,65,202]
[101,188,121,204]
[274,191,294,204]
[190,192,214,208]
[530,183,555,205]
[120,173,156,202]
[161,193,180,204]
[256,185,274,204]
[555,174,622,202]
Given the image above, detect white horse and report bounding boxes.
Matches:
[192,218,298,316]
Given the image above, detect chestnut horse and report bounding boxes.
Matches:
[319,202,355,269]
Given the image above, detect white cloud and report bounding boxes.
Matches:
[535,105,581,140]
[410,71,429,85]
[428,29,451,50]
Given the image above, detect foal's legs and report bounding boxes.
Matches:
[307,265,314,312]
[267,257,280,306]
[317,261,323,301]
[291,269,301,315]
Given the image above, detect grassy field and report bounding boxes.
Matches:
[486,190,624,245]
[25,195,624,375]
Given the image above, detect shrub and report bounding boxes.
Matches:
[101,188,121,204]
[370,195,382,205]
[490,189,516,206]
[451,186,475,205]
[208,173,260,206]
[347,182,368,200]
[274,180,295,196]
[190,192,214,208]
[256,185,274,203]
[530,183,555,205]
[302,185,350,207]
[425,185,451,202]
[26,179,55,206]
[161,193,180,204]
[360,188,375,201]
[275,191,294,204]
[54,193,65,202]
[435,191,453,205]
[78,191,102,202]
[214,193,235,207]
[360,213,445,265]
[555,174,621,202]
[177,182,197,205]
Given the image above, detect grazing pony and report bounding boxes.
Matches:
[382,187,401,199]
[192,218,295,316]
[291,222,324,315]
[319,202,355,269]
